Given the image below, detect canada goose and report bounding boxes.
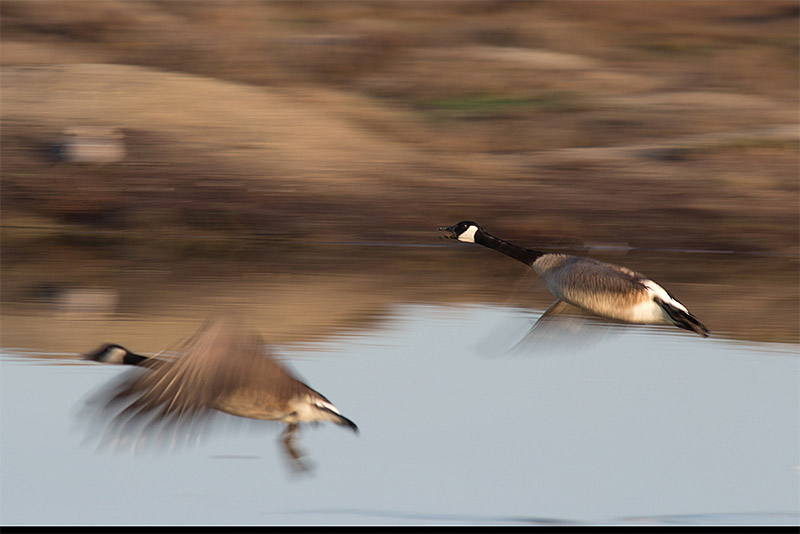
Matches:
[55,126,126,163]
[83,316,358,472]
[439,221,709,337]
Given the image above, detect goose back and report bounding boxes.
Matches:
[532,254,655,322]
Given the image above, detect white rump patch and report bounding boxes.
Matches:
[458,225,479,243]
[643,280,688,313]
[314,399,341,415]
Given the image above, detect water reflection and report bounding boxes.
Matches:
[1,235,796,350]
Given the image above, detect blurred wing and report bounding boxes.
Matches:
[83,315,307,451]
[508,299,624,355]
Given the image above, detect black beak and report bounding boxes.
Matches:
[438,225,456,239]
[82,345,108,361]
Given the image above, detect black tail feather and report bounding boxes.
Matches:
[318,405,359,434]
[339,414,359,434]
[655,298,710,337]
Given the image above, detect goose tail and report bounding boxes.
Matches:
[335,414,359,434]
[312,397,359,434]
[655,298,710,337]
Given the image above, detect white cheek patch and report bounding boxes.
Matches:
[458,225,479,243]
[105,346,128,363]
[643,280,688,313]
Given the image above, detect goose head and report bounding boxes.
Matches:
[83,343,131,363]
[438,221,481,243]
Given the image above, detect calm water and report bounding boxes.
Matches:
[1,238,798,525]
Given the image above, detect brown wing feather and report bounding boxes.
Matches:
[101,315,312,429]
[542,255,650,314]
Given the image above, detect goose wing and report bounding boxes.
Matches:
[87,315,310,447]
[508,298,626,355]
[545,256,649,312]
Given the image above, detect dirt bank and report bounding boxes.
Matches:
[1,1,797,254]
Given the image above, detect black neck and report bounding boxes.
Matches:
[475,230,544,266]
[121,351,150,366]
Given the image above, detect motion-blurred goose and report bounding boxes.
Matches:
[84,316,358,472]
[439,221,709,337]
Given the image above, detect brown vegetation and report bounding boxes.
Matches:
[1,0,797,252]
[1,1,797,345]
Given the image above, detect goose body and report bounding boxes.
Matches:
[439,221,709,337]
[84,316,357,471]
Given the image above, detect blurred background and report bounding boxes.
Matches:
[1,1,798,526]
[2,0,797,347]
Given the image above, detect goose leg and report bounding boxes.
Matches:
[281,423,312,474]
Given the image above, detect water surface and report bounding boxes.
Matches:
[1,238,798,525]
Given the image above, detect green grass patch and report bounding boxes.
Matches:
[416,92,583,117]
